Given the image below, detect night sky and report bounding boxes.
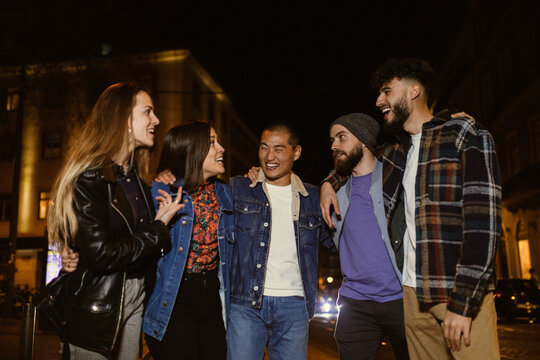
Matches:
[1,1,478,182]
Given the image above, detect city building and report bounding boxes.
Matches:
[434,3,540,280]
[0,49,259,293]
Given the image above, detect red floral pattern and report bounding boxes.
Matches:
[186,182,220,273]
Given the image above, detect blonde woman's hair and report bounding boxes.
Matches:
[47,82,152,247]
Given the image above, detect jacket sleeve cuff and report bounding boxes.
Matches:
[447,291,480,318]
[321,170,348,192]
[151,219,171,254]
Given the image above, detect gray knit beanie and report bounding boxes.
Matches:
[330,113,380,154]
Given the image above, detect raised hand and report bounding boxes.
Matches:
[320,182,340,229]
[61,244,79,273]
[155,187,185,225]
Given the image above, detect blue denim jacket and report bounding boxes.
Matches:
[143,179,234,341]
[229,174,334,319]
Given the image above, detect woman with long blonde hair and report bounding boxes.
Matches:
[48,82,182,359]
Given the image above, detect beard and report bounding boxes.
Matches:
[334,144,364,176]
[383,96,410,135]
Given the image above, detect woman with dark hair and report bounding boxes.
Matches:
[143,121,233,360]
[48,82,183,359]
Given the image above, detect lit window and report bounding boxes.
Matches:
[38,191,51,220]
[6,87,19,111]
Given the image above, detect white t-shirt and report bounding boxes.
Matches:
[402,133,422,288]
[263,183,305,297]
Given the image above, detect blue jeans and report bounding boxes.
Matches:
[227,296,309,360]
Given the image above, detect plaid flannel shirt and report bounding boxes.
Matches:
[326,115,502,317]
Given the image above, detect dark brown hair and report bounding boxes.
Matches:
[157,120,211,193]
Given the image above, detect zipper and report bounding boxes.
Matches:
[73,269,88,296]
[111,203,133,233]
[110,271,126,350]
[108,184,129,349]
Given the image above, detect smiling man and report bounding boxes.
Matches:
[227,124,334,360]
[322,58,502,360]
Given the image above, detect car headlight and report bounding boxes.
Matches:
[323,302,332,313]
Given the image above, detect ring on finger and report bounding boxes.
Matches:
[174,199,180,204]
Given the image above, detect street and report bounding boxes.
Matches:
[1,316,540,359]
[307,315,540,360]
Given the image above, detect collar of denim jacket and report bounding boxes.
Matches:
[250,171,309,197]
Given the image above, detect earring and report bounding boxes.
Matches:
[128,128,132,133]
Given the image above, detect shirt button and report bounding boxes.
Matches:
[253,286,259,291]
[260,242,265,247]
[256,264,261,269]
[139,218,144,223]
[162,302,167,307]
[252,301,256,306]
[126,178,131,182]
[178,246,183,252]
[266,203,269,206]
[263,222,268,227]
[184,198,188,203]
[244,206,249,211]
[154,330,158,335]
[135,196,139,200]
[113,198,118,203]
[309,223,313,227]
[182,220,187,225]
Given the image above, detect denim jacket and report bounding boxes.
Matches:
[229,173,334,319]
[143,179,234,341]
[331,159,403,283]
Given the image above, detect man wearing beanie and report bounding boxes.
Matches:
[323,58,501,359]
[329,113,409,360]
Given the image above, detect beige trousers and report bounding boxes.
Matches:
[403,285,500,360]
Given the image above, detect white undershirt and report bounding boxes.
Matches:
[402,133,422,288]
[263,183,304,297]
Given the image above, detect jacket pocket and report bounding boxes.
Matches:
[298,215,322,247]
[234,200,262,233]
[426,162,462,203]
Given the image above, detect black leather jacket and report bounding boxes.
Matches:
[59,163,170,354]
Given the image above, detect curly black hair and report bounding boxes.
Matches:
[370,58,435,99]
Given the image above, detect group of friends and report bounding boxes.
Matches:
[50,57,502,360]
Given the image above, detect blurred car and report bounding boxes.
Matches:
[316,275,340,314]
[494,279,539,323]
[317,292,338,314]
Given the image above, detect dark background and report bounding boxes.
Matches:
[0,1,500,182]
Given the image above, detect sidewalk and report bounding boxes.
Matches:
[0,317,63,360]
[0,315,338,360]
[0,316,154,360]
